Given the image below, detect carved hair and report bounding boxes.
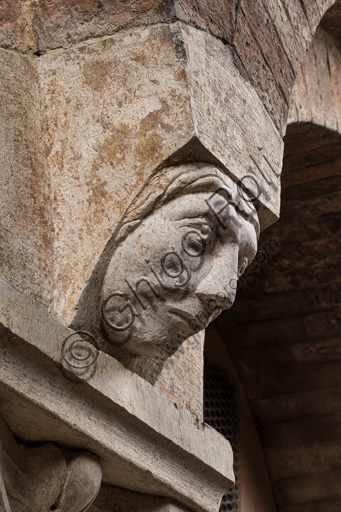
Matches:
[114,162,260,246]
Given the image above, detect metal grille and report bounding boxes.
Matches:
[204,360,240,512]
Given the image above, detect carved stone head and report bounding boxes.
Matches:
[99,163,259,373]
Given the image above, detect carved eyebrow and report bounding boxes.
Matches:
[172,215,214,224]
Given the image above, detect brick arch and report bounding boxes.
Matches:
[213,121,341,511]
[211,4,341,509]
[0,1,338,137]
[288,29,341,133]
[231,0,339,134]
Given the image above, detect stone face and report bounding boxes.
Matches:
[0,2,339,511]
[99,164,259,380]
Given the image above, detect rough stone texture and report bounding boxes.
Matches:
[0,0,28,51]
[0,0,337,136]
[154,332,205,419]
[0,48,53,310]
[175,0,239,43]
[91,486,190,511]
[233,7,288,133]
[35,22,282,325]
[0,278,234,512]
[288,29,341,132]
[232,0,337,132]
[30,0,176,53]
[180,23,283,226]
[28,0,239,54]
[2,2,338,326]
[0,2,339,510]
[321,0,341,46]
[98,164,259,385]
[0,413,102,512]
[36,23,192,322]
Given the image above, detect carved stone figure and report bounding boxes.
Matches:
[93,163,260,379]
[0,414,102,512]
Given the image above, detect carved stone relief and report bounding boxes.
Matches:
[75,163,259,380]
[0,414,102,512]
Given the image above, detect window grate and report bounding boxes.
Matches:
[203,360,240,512]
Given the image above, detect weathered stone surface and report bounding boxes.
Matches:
[37,23,193,324]
[29,0,239,54]
[0,278,234,512]
[179,23,283,225]
[29,0,175,53]
[321,0,341,46]
[289,30,340,132]
[265,0,306,75]
[0,413,102,512]
[233,8,287,133]
[327,32,341,129]
[91,486,190,511]
[300,0,323,32]
[240,0,294,103]
[35,23,281,325]
[231,0,338,132]
[154,332,205,419]
[26,0,241,54]
[99,164,259,382]
[281,0,312,52]
[314,31,339,131]
[175,0,238,42]
[0,48,53,310]
[0,0,27,51]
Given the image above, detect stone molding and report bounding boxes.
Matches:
[0,278,233,512]
[0,413,102,512]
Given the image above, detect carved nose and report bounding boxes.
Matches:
[195,245,239,309]
[195,272,236,310]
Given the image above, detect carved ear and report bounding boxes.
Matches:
[52,453,102,512]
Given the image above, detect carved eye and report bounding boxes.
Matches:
[182,222,215,257]
[200,223,212,237]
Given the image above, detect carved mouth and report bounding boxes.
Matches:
[168,303,219,330]
[168,306,195,324]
